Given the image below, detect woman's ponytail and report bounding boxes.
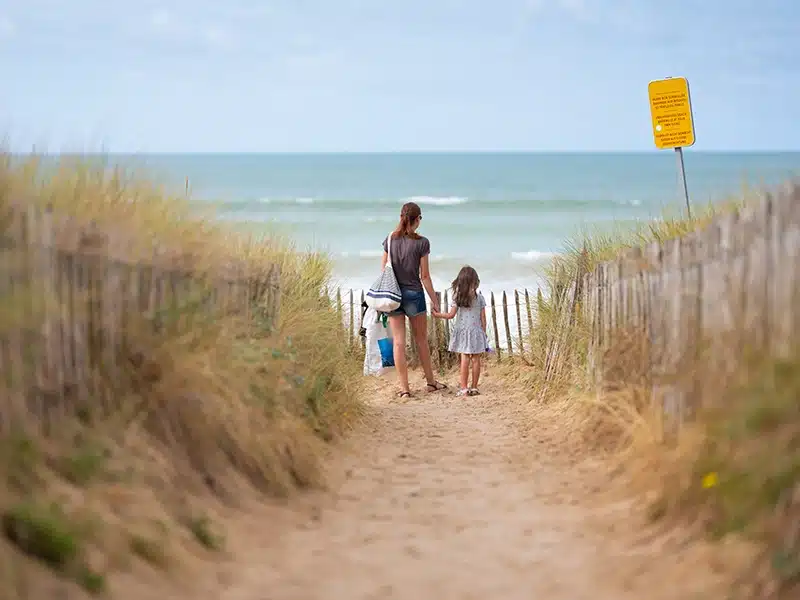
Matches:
[392,201,422,239]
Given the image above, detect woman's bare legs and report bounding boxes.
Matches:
[389,315,410,394]
[408,313,438,388]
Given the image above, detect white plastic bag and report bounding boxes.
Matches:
[363,306,394,376]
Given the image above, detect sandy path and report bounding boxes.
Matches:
[219,374,735,600]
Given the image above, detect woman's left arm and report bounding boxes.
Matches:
[419,255,439,312]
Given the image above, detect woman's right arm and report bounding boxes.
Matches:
[380,236,389,270]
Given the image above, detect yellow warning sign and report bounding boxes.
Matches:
[648,77,695,149]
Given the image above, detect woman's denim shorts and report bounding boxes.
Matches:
[387,288,427,318]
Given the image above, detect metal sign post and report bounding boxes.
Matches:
[675,147,691,217]
[648,76,696,218]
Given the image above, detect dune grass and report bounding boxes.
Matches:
[520,186,799,598]
[0,152,363,597]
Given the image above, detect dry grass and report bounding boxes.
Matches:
[550,185,759,287]
[0,152,364,598]
[517,186,799,598]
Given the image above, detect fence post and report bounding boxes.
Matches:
[502,291,513,359]
[442,290,451,361]
[336,287,342,326]
[360,290,366,353]
[525,289,533,354]
[433,292,443,370]
[514,289,524,357]
[490,292,501,362]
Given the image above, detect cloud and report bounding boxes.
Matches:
[283,51,342,75]
[556,0,594,21]
[202,26,230,47]
[523,0,626,23]
[150,8,172,30]
[145,7,236,49]
[0,15,15,38]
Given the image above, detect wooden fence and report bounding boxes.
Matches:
[546,181,800,422]
[0,203,281,431]
[331,286,545,366]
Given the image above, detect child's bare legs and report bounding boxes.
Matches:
[458,353,470,394]
[457,353,482,396]
[470,354,482,392]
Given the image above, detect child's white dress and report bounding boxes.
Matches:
[448,292,487,355]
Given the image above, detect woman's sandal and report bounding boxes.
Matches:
[397,391,412,398]
[426,381,448,392]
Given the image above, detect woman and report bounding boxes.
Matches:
[381,201,448,398]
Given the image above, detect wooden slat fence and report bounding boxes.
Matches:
[0,203,281,433]
[543,181,800,425]
[333,286,545,368]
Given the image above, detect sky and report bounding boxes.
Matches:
[0,0,798,153]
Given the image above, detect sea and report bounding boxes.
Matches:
[125,152,800,297]
[95,151,799,348]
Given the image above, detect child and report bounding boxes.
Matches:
[432,265,488,397]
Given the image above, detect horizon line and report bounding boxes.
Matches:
[10,149,800,156]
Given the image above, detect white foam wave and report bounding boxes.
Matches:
[340,251,458,262]
[510,250,555,262]
[403,195,468,206]
[357,249,383,259]
[253,197,316,205]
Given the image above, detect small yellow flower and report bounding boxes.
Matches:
[702,472,719,489]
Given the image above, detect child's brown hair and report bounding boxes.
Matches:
[451,265,480,308]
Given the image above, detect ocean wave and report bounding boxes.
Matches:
[234,196,318,207]
[614,198,641,206]
[402,195,468,206]
[362,215,395,223]
[340,251,457,262]
[510,250,555,262]
[355,250,383,259]
[210,195,645,213]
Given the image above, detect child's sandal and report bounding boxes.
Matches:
[397,391,412,398]
[456,388,469,397]
[467,388,480,396]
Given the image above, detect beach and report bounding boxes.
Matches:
[129,152,800,292]
[115,151,799,349]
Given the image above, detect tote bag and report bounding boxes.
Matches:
[365,233,402,313]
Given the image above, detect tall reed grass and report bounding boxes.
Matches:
[0,153,363,597]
